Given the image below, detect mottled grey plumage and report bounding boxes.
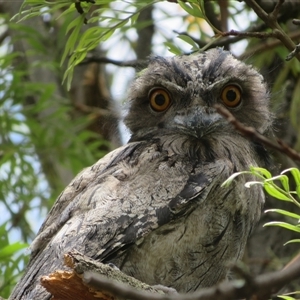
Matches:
[10,48,271,299]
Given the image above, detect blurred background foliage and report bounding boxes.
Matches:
[0,0,300,298]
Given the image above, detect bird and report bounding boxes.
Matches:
[10,48,272,299]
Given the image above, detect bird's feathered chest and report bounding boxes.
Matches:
[11,134,266,299]
[32,134,263,256]
[97,134,265,291]
[19,133,265,298]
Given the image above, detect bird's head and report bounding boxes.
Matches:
[125,48,271,142]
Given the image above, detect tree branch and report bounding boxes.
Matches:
[82,254,300,300]
[243,0,300,61]
[214,104,300,162]
[80,56,148,68]
[220,29,275,39]
[41,250,164,300]
[40,251,300,300]
[239,29,300,60]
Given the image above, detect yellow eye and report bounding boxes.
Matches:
[149,88,171,112]
[221,85,242,107]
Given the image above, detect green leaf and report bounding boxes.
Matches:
[277,296,296,300]
[265,209,300,219]
[61,15,86,66]
[178,1,204,18]
[13,1,71,23]
[264,221,300,233]
[177,34,199,51]
[250,166,272,179]
[284,239,300,245]
[56,3,77,21]
[266,174,289,192]
[282,168,300,183]
[164,42,182,55]
[131,12,140,25]
[263,182,291,201]
[282,168,300,198]
[0,242,28,259]
[190,2,205,18]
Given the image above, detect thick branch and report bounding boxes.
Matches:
[41,250,164,300]
[40,250,300,300]
[82,254,300,300]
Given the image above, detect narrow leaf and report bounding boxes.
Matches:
[263,182,291,201]
[266,175,289,192]
[131,12,140,25]
[56,3,76,20]
[177,34,199,51]
[277,296,296,300]
[284,239,300,245]
[282,168,300,198]
[61,15,86,65]
[164,42,182,55]
[250,167,272,179]
[178,1,204,18]
[264,221,300,233]
[0,242,28,259]
[190,3,204,18]
[265,209,300,219]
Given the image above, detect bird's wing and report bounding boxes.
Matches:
[36,140,232,262]
[12,140,234,299]
[30,142,142,256]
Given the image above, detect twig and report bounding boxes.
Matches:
[239,30,300,60]
[286,18,300,60]
[80,56,147,68]
[214,104,300,162]
[174,27,264,49]
[286,43,300,61]
[270,0,285,20]
[74,103,114,119]
[83,255,300,300]
[220,29,274,39]
[244,0,300,62]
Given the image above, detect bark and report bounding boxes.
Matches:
[135,6,154,60]
[41,251,163,300]
[42,250,300,300]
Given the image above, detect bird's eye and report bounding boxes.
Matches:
[149,88,171,112]
[221,85,242,108]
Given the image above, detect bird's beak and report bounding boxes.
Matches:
[173,107,224,138]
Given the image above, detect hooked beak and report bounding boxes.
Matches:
[173,107,225,138]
